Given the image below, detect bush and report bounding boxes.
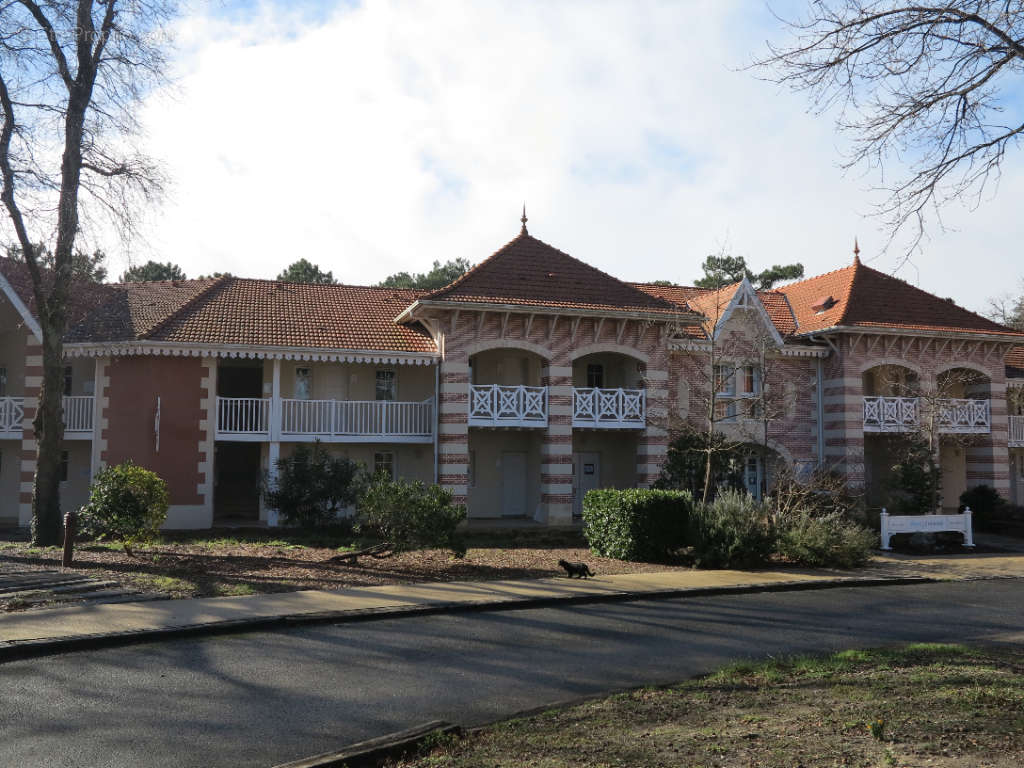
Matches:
[78,462,168,550]
[959,485,1008,531]
[776,511,876,568]
[886,434,941,515]
[265,442,363,528]
[358,477,467,556]
[653,427,744,500]
[582,488,692,562]
[690,490,774,568]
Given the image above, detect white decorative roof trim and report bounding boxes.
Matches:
[0,270,42,342]
[669,339,827,357]
[714,277,785,347]
[62,342,439,366]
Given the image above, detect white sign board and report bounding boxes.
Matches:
[880,509,974,550]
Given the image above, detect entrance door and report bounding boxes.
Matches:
[214,442,262,522]
[573,452,601,518]
[501,451,527,518]
[743,455,763,500]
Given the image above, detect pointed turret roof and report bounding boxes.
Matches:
[421,230,687,317]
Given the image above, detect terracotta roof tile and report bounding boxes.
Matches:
[147,279,436,353]
[0,257,112,331]
[65,278,224,342]
[1007,346,1024,379]
[425,231,689,317]
[631,282,798,337]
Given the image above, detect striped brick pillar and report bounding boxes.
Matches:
[541,357,573,525]
[18,332,42,526]
[438,359,469,507]
[822,355,865,489]
[969,377,1010,498]
[197,358,217,515]
[637,359,669,487]
[90,356,110,479]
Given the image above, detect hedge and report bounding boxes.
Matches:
[582,488,692,562]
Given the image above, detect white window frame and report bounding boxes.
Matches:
[294,367,312,401]
[714,363,762,421]
[375,370,397,402]
[374,450,395,480]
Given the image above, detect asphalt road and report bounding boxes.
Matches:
[2,580,1023,768]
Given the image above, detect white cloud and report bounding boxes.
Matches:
[116,0,1023,315]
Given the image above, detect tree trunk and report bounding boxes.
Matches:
[31,325,65,544]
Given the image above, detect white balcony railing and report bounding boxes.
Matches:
[469,384,548,427]
[0,396,25,435]
[281,398,434,438]
[216,396,434,442]
[1008,415,1024,447]
[863,396,990,434]
[62,395,94,433]
[572,387,645,429]
[217,397,271,437]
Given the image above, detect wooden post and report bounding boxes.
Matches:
[61,508,76,567]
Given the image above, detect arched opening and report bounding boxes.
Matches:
[466,347,547,521]
[936,367,993,511]
[735,443,787,501]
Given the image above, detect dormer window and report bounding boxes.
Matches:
[811,295,837,313]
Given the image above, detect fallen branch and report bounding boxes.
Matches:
[327,542,393,564]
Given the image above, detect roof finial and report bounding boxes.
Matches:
[853,237,861,265]
[520,203,528,235]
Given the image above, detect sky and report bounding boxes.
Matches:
[103,0,1024,314]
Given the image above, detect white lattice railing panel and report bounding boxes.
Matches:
[469,385,548,427]
[863,396,990,434]
[0,396,25,434]
[572,388,645,428]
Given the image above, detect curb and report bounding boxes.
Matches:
[0,575,935,664]
[271,720,461,768]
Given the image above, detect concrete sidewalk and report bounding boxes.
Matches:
[0,566,926,660]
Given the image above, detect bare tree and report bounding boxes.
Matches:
[0,1,173,544]
[758,2,1024,252]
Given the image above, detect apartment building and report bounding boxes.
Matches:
[1,218,1022,529]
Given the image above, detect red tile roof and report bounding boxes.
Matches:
[0,257,113,331]
[146,279,436,353]
[631,282,799,337]
[424,230,689,317]
[1007,346,1024,379]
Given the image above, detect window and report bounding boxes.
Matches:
[294,367,312,400]
[60,450,68,482]
[63,366,73,396]
[714,364,761,421]
[374,451,395,480]
[375,370,396,401]
[586,364,604,389]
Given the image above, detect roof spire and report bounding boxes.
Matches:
[853,237,861,265]
[520,203,528,235]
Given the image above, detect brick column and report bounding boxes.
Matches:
[18,333,42,526]
[637,359,669,487]
[541,357,573,525]
[438,358,469,506]
[822,355,865,488]
[970,377,1010,498]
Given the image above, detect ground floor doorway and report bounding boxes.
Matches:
[572,452,601,518]
[214,442,262,523]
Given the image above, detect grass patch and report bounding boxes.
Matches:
[126,574,199,598]
[388,644,1024,768]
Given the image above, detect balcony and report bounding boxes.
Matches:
[215,396,434,443]
[863,396,991,434]
[0,396,93,439]
[572,387,645,429]
[468,384,548,428]
[1011,415,1024,448]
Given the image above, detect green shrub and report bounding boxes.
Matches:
[959,485,1007,531]
[265,442,363,528]
[653,427,744,500]
[358,477,467,556]
[78,462,168,551]
[582,488,692,562]
[886,434,941,515]
[690,490,774,568]
[776,511,876,568]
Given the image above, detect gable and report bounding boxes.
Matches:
[424,230,687,317]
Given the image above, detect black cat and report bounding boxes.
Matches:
[558,559,595,578]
